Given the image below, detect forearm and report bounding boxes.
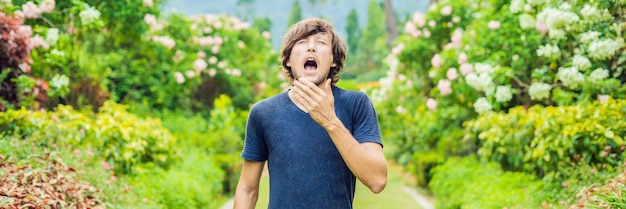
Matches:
[233,187,259,209]
[325,117,387,193]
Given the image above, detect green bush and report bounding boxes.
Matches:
[465,99,626,178]
[0,101,178,174]
[429,156,542,209]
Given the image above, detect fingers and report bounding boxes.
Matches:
[294,79,325,97]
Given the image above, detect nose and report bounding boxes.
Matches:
[307,40,315,52]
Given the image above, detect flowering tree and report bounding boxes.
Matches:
[367,0,626,193]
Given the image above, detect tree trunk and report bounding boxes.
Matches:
[383,0,397,49]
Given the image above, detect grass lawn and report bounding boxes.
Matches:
[254,162,423,209]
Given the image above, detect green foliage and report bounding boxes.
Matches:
[577,170,626,208]
[128,147,225,209]
[345,8,360,54]
[466,99,626,178]
[345,0,388,80]
[287,0,302,27]
[429,156,542,209]
[0,101,178,174]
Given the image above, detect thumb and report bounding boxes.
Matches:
[324,79,332,94]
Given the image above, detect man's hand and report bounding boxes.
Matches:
[291,78,337,128]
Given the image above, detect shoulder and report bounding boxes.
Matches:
[250,90,288,111]
[333,86,371,103]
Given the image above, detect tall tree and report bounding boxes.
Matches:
[253,17,272,33]
[383,0,397,49]
[287,0,303,27]
[346,0,389,80]
[236,0,255,21]
[345,8,360,54]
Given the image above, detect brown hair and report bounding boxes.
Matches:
[280,18,347,84]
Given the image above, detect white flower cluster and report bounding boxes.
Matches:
[50,74,69,89]
[536,44,561,60]
[474,97,492,114]
[588,68,609,83]
[572,55,591,71]
[519,14,535,29]
[587,39,624,60]
[495,86,512,102]
[79,6,101,25]
[557,67,585,89]
[46,28,59,46]
[465,72,495,93]
[537,6,579,39]
[580,4,611,24]
[509,0,524,13]
[528,82,552,101]
[473,63,496,74]
[579,31,601,44]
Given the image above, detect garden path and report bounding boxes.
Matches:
[218,162,434,209]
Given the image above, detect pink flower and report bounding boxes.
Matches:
[111,176,117,182]
[457,53,468,65]
[142,198,148,203]
[193,58,207,73]
[452,16,461,23]
[174,72,185,84]
[460,63,473,75]
[144,14,157,27]
[101,161,112,170]
[598,95,609,103]
[22,1,42,19]
[87,151,94,157]
[17,26,33,38]
[208,56,218,64]
[536,21,548,33]
[451,29,463,48]
[437,79,452,96]
[395,106,406,114]
[561,182,568,188]
[211,45,220,54]
[621,146,625,150]
[39,0,55,13]
[440,5,452,16]
[426,98,437,110]
[422,29,431,38]
[143,0,153,7]
[73,149,81,155]
[51,144,57,148]
[488,21,500,30]
[185,70,196,78]
[208,69,217,77]
[428,20,436,27]
[605,146,612,151]
[601,151,608,157]
[391,43,405,56]
[446,68,458,80]
[412,13,426,27]
[29,35,50,49]
[431,54,444,68]
[262,31,271,40]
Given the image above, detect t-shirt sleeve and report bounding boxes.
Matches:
[241,104,269,161]
[352,92,383,147]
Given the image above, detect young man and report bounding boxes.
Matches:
[233,18,387,209]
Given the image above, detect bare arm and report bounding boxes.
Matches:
[233,160,265,209]
[290,78,388,193]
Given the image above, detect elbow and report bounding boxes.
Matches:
[368,175,387,194]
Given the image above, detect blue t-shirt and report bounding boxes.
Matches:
[241,86,383,209]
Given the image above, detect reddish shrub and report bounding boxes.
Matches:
[0,153,105,208]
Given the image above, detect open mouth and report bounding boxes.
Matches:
[304,60,318,72]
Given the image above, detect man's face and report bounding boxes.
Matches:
[287,32,334,86]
